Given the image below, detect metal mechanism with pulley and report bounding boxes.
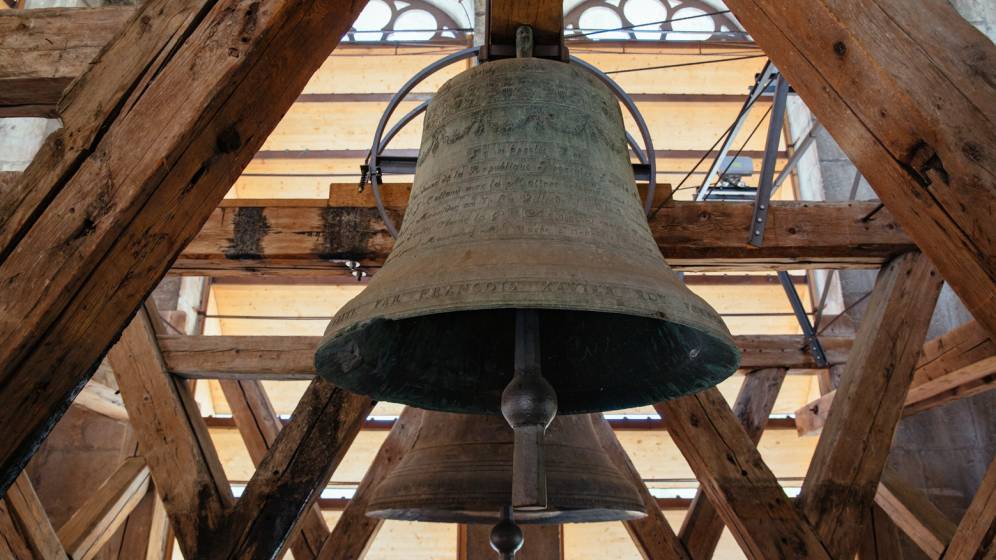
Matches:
[316,23,740,559]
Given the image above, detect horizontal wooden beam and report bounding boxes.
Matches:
[177,199,914,275]
[0,6,133,117]
[795,320,995,435]
[73,380,128,422]
[160,334,852,379]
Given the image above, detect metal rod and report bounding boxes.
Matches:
[747,76,790,247]
[778,271,829,367]
[697,61,777,200]
[501,310,556,510]
[771,122,821,193]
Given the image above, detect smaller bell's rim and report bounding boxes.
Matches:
[366,507,648,525]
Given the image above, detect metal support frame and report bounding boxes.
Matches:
[696,61,779,201]
[772,122,821,193]
[778,271,829,368]
[364,48,660,237]
[746,76,790,247]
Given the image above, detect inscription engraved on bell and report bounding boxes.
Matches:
[315,55,740,414]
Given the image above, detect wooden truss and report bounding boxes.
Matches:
[0,0,993,558]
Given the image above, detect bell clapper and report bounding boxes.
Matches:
[501,309,557,510]
[490,505,524,560]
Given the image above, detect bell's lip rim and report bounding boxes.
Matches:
[365,506,648,525]
[323,302,741,359]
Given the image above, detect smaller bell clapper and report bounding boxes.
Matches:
[501,309,557,510]
[490,505,524,560]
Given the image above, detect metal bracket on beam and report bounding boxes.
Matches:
[778,271,829,368]
[747,76,790,247]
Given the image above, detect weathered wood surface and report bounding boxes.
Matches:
[797,253,942,559]
[0,499,34,560]
[317,407,423,560]
[160,334,852,379]
[723,0,996,335]
[657,388,832,559]
[114,486,170,560]
[4,472,67,559]
[874,468,956,559]
[0,0,368,497]
[213,379,373,560]
[177,200,913,275]
[858,506,904,560]
[109,305,232,559]
[219,379,329,560]
[487,0,563,49]
[944,458,996,559]
[796,320,995,435]
[0,6,133,117]
[590,414,691,560]
[56,457,150,560]
[679,368,786,559]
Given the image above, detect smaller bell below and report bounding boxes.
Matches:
[367,410,647,524]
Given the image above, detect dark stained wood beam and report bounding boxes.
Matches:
[109,304,233,559]
[317,407,423,560]
[212,379,373,560]
[486,0,563,57]
[944,458,996,559]
[858,506,904,560]
[160,334,852,380]
[115,485,170,560]
[679,368,786,558]
[590,414,691,560]
[0,0,369,497]
[219,380,329,560]
[658,388,832,559]
[176,200,914,276]
[0,6,133,117]
[723,0,996,335]
[797,253,942,558]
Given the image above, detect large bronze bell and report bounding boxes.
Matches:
[315,54,739,414]
[367,410,646,524]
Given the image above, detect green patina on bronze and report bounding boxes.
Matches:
[315,57,740,414]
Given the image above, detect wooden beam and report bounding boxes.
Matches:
[590,413,691,560]
[176,200,913,276]
[657,388,831,559]
[797,253,942,558]
[0,6,133,117]
[159,334,852,380]
[460,524,561,560]
[56,457,151,560]
[487,0,562,49]
[944,458,996,559]
[858,506,904,560]
[723,0,996,335]
[219,379,329,560]
[679,368,786,559]
[115,486,170,560]
[317,407,423,560]
[214,379,373,560]
[795,325,995,435]
[0,0,368,496]
[109,305,232,559]
[4,472,66,559]
[874,468,956,559]
[0,500,34,560]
